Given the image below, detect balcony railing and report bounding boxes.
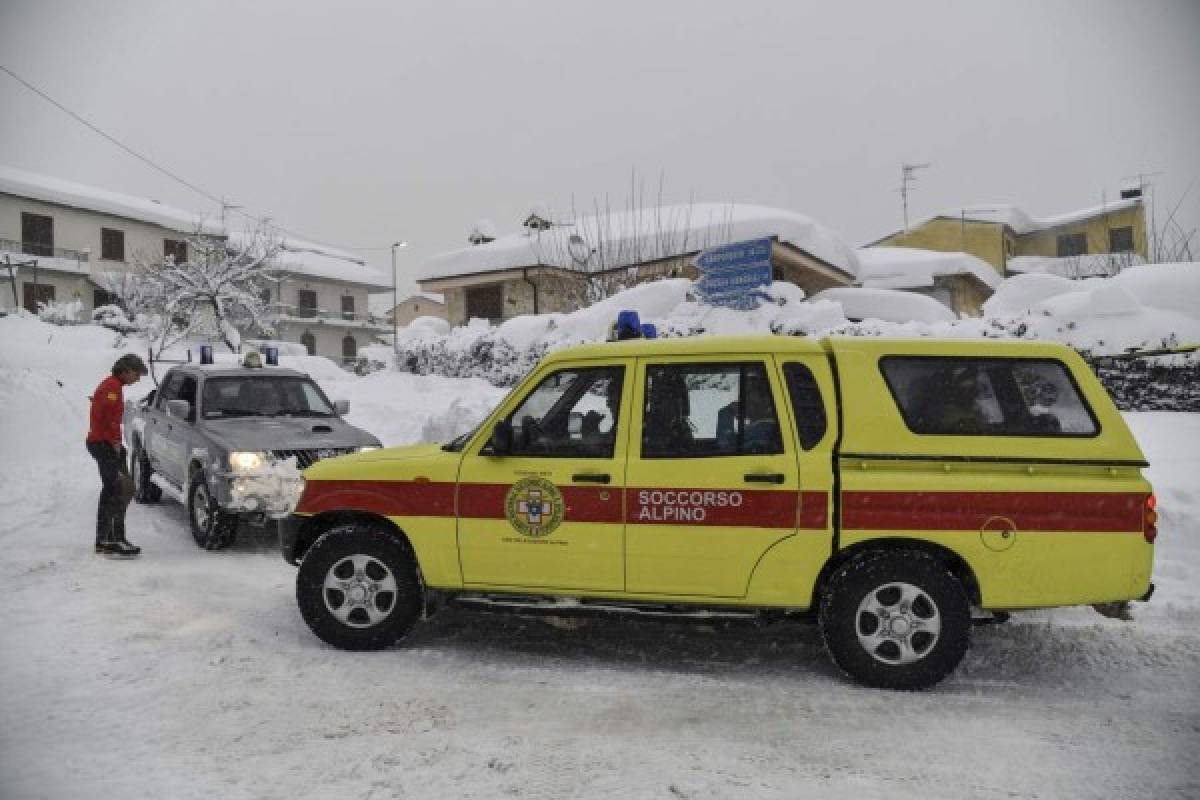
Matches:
[266,302,389,328]
[0,238,90,263]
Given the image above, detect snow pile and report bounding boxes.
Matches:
[856,246,1002,290]
[982,263,1200,354]
[809,287,956,324]
[397,280,851,385]
[423,203,860,280]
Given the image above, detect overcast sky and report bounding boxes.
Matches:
[2,0,1198,295]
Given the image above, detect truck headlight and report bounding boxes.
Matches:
[229,451,267,471]
[358,445,380,453]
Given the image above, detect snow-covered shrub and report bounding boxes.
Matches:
[91,304,139,333]
[37,299,83,325]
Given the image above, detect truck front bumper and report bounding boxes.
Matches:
[279,514,305,565]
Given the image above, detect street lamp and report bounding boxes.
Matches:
[390,241,408,349]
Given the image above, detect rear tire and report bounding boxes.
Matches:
[819,550,970,690]
[296,524,423,651]
[131,443,161,503]
[187,470,238,550]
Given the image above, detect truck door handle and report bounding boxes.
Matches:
[744,473,785,484]
[572,473,610,484]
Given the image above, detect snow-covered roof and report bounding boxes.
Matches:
[809,287,957,324]
[856,246,1002,290]
[914,198,1142,236]
[368,292,444,316]
[1,164,388,289]
[0,164,224,235]
[422,203,859,281]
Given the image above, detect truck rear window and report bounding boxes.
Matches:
[880,356,1099,437]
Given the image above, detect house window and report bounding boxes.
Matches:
[101,228,125,261]
[163,239,188,264]
[341,295,355,320]
[94,288,120,309]
[300,331,316,355]
[259,286,272,307]
[342,335,357,363]
[465,285,503,321]
[297,289,317,318]
[1056,232,1088,257]
[23,282,56,313]
[1109,226,1134,253]
[21,213,54,257]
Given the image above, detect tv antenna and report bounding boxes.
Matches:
[898,162,931,231]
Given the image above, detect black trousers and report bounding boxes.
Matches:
[86,441,134,545]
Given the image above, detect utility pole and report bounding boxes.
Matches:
[899,162,932,232]
[390,241,407,351]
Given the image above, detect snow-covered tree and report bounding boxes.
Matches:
[149,224,282,352]
[98,223,282,378]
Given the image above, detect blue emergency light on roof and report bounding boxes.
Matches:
[199,344,214,365]
[640,323,657,339]
[264,346,279,366]
[611,310,643,341]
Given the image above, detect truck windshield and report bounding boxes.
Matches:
[202,376,335,419]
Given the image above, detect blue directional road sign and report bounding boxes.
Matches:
[694,237,773,309]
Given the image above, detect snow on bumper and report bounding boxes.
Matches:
[213,459,306,518]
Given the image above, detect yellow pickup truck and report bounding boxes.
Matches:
[281,334,1156,688]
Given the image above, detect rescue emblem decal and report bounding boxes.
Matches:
[505,476,565,538]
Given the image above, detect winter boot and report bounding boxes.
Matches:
[110,517,141,557]
[108,539,141,558]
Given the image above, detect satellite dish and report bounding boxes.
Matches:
[567,233,591,267]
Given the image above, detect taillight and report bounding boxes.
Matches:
[1144,494,1157,543]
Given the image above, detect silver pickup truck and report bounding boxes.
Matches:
[125,360,381,549]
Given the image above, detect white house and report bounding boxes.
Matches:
[0,165,392,364]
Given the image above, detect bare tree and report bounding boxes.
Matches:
[525,173,738,304]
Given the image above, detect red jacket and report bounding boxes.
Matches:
[87,375,125,446]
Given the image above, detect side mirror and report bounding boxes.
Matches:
[490,420,514,456]
[167,399,191,420]
[334,399,350,416]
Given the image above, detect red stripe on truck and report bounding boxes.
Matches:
[297,480,830,530]
[841,491,1145,532]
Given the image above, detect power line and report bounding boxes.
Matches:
[0,62,367,256]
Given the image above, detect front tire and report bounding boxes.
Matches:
[187,470,238,550]
[296,525,423,651]
[819,550,970,690]
[131,443,161,503]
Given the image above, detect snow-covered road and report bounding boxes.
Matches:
[1,315,1198,799]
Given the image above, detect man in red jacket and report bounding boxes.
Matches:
[87,354,148,557]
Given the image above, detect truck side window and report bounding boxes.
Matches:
[782,363,827,450]
[505,367,624,458]
[881,357,1098,437]
[156,372,183,410]
[642,362,783,458]
[177,375,198,422]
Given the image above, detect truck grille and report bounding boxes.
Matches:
[272,448,357,469]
